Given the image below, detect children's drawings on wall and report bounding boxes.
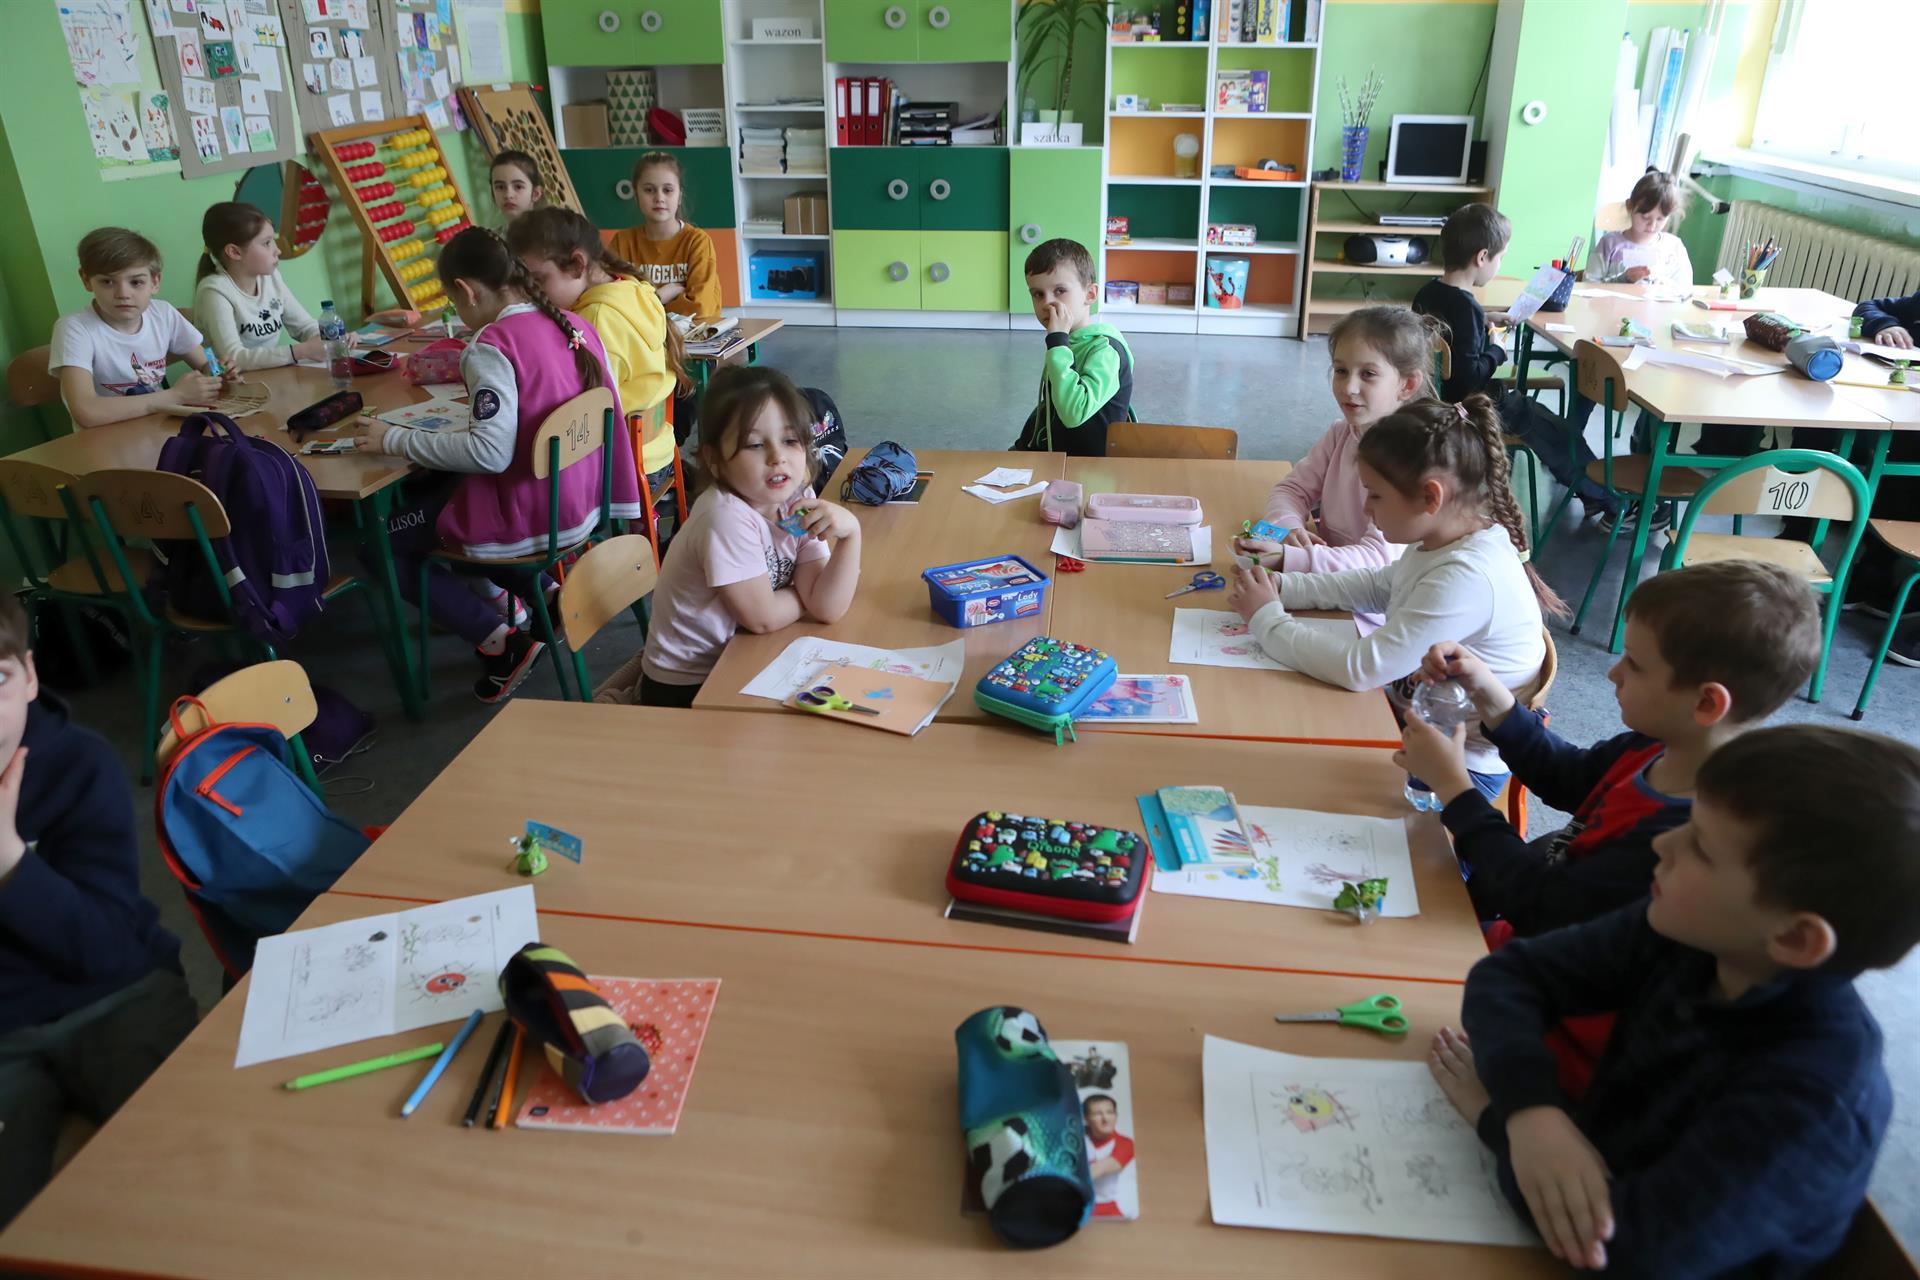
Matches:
[1154,806,1422,917]
[63,0,181,176]
[144,0,294,176]
[278,0,400,134]
[1204,1038,1536,1247]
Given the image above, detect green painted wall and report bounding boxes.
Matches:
[1678,173,1920,279]
[1313,1,1497,175]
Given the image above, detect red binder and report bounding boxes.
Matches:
[834,76,849,146]
[864,77,881,145]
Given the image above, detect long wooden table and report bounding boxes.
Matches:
[323,702,1490,983]
[0,898,1554,1279]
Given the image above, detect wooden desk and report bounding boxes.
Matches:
[1057,456,1402,747]
[688,316,786,389]
[698,450,1068,725]
[0,900,1554,1279]
[325,702,1491,984]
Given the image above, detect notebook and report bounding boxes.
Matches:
[1078,518,1197,563]
[514,977,721,1135]
[784,667,952,735]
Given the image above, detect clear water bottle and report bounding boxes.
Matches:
[1404,679,1478,811]
[318,300,351,389]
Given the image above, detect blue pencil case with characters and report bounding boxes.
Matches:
[973,637,1117,745]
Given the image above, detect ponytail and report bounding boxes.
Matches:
[438,225,603,392]
[198,200,271,281]
[1356,396,1570,619]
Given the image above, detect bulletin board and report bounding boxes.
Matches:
[59,0,179,180]
[391,0,466,130]
[276,0,400,140]
[145,0,299,179]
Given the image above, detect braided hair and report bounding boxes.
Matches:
[506,208,692,396]
[1356,395,1570,619]
[437,225,603,392]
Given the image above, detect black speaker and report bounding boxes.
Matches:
[1468,140,1489,184]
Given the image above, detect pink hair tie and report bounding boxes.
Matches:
[1456,403,1470,422]
[567,327,584,350]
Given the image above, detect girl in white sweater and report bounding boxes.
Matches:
[1228,394,1563,808]
[192,202,334,372]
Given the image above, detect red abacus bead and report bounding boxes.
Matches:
[434,224,462,244]
[355,181,394,202]
[339,141,375,160]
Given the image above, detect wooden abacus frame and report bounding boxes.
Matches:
[311,115,476,318]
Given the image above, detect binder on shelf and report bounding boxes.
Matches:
[864,78,882,145]
[834,77,849,146]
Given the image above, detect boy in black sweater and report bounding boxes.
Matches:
[1429,725,1917,1277]
[0,595,196,1228]
[1397,559,1821,940]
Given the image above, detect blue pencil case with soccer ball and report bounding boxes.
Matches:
[974,637,1117,745]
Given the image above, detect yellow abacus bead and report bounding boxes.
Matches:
[408,281,444,303]
[397,149,436,170]
[410,165,448,187]
[418,185,455,208]
[411,261,435,281]
[389,239,425,262]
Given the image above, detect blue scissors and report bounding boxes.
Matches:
[1164,570,1227,599]
[1272,993,1408,1038]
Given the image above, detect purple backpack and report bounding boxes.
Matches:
[155,412,330,645]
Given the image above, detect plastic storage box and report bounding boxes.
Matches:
[921,555,1051,628]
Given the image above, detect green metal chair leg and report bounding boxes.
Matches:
[54,601,101,687]
[571,650,593,702]
[1852,568,1920,720]
[1572,506,1632,634]
[524,576,576,700]
[1808,584,1840,704]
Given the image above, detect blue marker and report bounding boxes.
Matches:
[202,346,224,377]
[400,1008,484,1118]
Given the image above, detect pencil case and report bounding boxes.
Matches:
[1744,312,1802,352]
[499,942,650,1105]
[286,391,362,438]
[1040,479,1082,528]
[405,338,465,385]
[974,637,1116,745]
[1084,492,1202,525]
[948,812,1149,922]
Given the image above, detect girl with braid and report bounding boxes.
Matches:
[1228,395,1559,808]
[509,208,691,531]
[347,226,642,703]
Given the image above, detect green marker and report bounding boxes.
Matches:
[282,1041,445,1091]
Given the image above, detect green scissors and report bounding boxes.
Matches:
[794,684,881,716]
[1272,993,1408,1037]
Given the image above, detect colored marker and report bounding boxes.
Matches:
[489,1027,525,1130]
[202,346,224,377]
[282,1041,444,1091]
[400,1008,484,1117]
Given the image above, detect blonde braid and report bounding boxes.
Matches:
[1462,395,1569,619]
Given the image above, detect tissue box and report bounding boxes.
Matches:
[750,252,824,300]
[784,192,828,234]
[1168,282,1196,305]
[561,102,610,149]
[1138,281,1169,305]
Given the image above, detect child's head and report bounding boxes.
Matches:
[1082,1094,1118,1141]
[436,226,603,393]
[0,595,38,764]
[1355,395,1568,617]
[1651,725,1920,979]
[1023,238,1098,330]
[1624,168,1686,239]
[633,152,686,227]
[76,228,163,322]
[696,365,816,510]
[1436,203,1511,284]
[1614,560,1821,740]
[1324,307,1438,431]
[489,150,545,220]
[197,201,276,282]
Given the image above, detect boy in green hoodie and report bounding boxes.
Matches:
[1013,239,1133,457]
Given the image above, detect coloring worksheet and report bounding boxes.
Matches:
[1169,609,1353,671]
[1203,1037,1536,1247]
[739,635,966,703]
[1153,806,1420,917]
[1080,674,1199,724]
[235,886,537,1067]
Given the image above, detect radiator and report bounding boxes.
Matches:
[1715,201,1920,300]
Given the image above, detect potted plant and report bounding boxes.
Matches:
[1017,0,1105,146]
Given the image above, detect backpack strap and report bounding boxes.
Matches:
[167,694,218,745]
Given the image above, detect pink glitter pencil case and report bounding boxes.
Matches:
[1083,493,1202,525]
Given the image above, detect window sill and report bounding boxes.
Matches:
[1698,147,1920,211]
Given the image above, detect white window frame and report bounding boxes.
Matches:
[1748,0,1918,186]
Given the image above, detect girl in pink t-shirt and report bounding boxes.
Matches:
[637,366,863,706]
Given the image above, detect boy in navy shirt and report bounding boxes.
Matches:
[1431,724,1917,1276]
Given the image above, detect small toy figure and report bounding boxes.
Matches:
[1892,362,1910,387]
[509,832,548,877]
[1334,877,1388,923]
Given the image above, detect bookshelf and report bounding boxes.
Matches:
[1298,179,1496,335]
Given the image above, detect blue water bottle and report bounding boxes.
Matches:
[318,300,350,389]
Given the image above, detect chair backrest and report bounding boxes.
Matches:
[77,468,233,540]
[6,345,59,409]
[531,386,618,480]
[1106,422,1239,460]
[1434,338,1454,381]
[1573,339,1630,412]
[558,534,659,648]
[0,459,77,521]
[1813,1201,1919,1279]
[155,660,317,776]
[1526,628,1559,711]
[1694,447,1864,521]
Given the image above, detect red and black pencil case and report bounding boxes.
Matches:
[946,811,1148,922]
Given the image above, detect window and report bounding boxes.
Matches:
[1749,0,1912,182]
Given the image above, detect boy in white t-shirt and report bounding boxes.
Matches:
[49,228,225,429]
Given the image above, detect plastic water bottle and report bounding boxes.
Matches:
[319,300,351,389]
[1404,680,1479,811]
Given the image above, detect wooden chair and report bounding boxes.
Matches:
[630,400,689,566]
[1505,629,1560,838]
[155,659,322,792]
[1813,1200,1919,1278]
[1852,518,1920,720]
[556,534,659,700]
[1660,448,1870,704]
[1106,422,1238,460]
[6,345,59,441]
[420,387,619,700]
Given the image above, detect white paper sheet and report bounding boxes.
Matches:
[1203,1037,1537,1246]
[1504,265,1566,325]
[1542,322,1575,334]
[1169,609,1352,671]
[962,481,1045,505]
[375,398,467,430]
[234,887,538,1068]
[1154,806,1420,916]
[739,636,966,705]
[1051,523,1213,566]
[1620,345,1782,378]
[456,0,511,82]
[1080,673,1199,723]
[974,466,1034,487]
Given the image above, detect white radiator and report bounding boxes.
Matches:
[1715,201,1920,300]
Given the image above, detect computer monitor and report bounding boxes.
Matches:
[1384,116,1474,185]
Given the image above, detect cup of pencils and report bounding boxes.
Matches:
[1741,239,1779,299]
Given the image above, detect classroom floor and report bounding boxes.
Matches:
[64,325,1920,1251]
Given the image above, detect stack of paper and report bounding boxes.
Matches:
[738,126,787,175]
[740,635,967,704]
[786,127,827,174]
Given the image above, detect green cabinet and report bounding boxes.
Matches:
[832,148,1008,231]
[564,147,736,232]
[1007,147,1103,309]
[826,0,1010,63]
[834,231,922,310]
[923,232,1009,312]
[829,149,922,232]
[920,150,1008,232]
[541,0,722,66]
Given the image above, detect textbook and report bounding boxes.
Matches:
[515,978,720,1135]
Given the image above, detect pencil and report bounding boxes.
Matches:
[282,1042,444,1092]
[461,1019,514,1128]
[490,1027,525,1130]
[400,1008,484,1118]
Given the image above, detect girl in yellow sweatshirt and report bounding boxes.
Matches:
[606,152,722,319]
[509,208,692,508]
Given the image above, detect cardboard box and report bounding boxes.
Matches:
[783,192,828,234]
[750,252,824,300]
[1206,222,1258,247]
[560,102,611,149]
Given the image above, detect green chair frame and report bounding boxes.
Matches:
[1851,521,1920,721]
[1659,447,1871,704]
[0,461,129,689]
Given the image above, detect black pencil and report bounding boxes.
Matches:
[482,1024,518,1128]
[461,1019,513,1128]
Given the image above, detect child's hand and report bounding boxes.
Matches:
[657,282,687,305]
[1506,1107,1615,1270]
[1393,718,1474,807]
[1041,301,1072,335]
[338,417,389,452]
[1419,642,1517,722]
[168,371,223,407]
[1878,325,1915,350]
[0,747,26,881]
[292,336,328,363]
[798,500,858,542]
[1228,564,1280,621]
[1486,310,1513,328]
[1232,536,1283,567]
[1622,265,1651,283]
[1283,528,1325,550]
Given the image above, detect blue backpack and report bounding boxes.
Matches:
[156,696,371,977]
[155,411,330,645]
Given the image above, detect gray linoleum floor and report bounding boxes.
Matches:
[60,324,1920,1251]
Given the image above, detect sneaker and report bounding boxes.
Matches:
[1886,627,1920,669]
[473,630,546,703]
[1845,601,1893,620]
[493,593,530,629]
[1602,501,1672,536]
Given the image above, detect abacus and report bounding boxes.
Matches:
[312,115,476,317]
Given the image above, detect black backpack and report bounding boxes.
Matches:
[802,386,848,493]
